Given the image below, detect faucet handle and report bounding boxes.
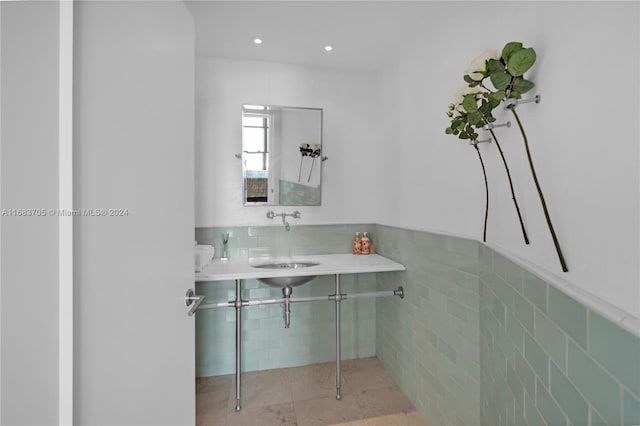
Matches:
[266,211,275,219]
[292,211,301,219]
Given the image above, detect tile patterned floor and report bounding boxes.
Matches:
[196,357,428,426]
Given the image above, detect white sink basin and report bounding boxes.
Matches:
[251,261,320,288]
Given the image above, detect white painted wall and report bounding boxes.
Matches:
[195,3,639,318]
[195,57,379,227]
[74,1,195,424]
[0,2,60,424]
[374,2,640,318]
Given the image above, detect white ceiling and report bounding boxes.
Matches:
[184,1,442,70]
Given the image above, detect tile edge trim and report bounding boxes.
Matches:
[484,241,640,339]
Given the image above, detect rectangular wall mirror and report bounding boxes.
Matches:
[242,104,323,206]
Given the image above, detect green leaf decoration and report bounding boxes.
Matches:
[502,42,523,62]
[490,91,506,102]
[478,102,493,117]
[462,95,478,113]
[510,90,522,99]
[507,48,536,76]
[464,74,474,84]
[490,72,512,91]
[487,59,506,74]
[468,112,483,127]
[512,77,535,94]
[445,127,453,134]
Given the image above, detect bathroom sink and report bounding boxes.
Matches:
[252,261,320,288]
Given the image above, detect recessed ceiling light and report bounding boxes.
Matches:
[324,45,334,52]
[253,38,263,45]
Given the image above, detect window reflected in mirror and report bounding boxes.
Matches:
[242,107,270,202]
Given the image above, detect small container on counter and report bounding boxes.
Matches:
[352,232,361,254]
[361,232,371,255]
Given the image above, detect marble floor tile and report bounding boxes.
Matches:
[197,374,233,394]
[225,402,297,426]
[353,385,415,418]
[227,368,293,411]
[196,392,228,426]
[330,420,369,426]
[364,411,428,426]
[341,357,381,370]
[195,410,227,426]
[196,358,428,426]
[341,357,397,393]
[287,362,340,401]
[294,395,364,426]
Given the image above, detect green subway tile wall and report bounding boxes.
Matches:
[195,224,640,426]
[375,225,481,426]
[479,243,640,426]
[278,179,321,205]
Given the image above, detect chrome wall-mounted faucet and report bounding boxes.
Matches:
[266,211,301,231]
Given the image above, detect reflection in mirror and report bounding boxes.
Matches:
[242,104,323,206]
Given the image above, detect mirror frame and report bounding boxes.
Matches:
[241,104,324,206]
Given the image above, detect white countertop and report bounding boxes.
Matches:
[195,253,406,282]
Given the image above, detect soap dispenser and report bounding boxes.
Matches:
[361,232,371,255]
[352,232,361,254]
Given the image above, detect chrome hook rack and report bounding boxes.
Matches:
[469,138,492,146]
[503,94,541,110]
[482,121,511,130]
